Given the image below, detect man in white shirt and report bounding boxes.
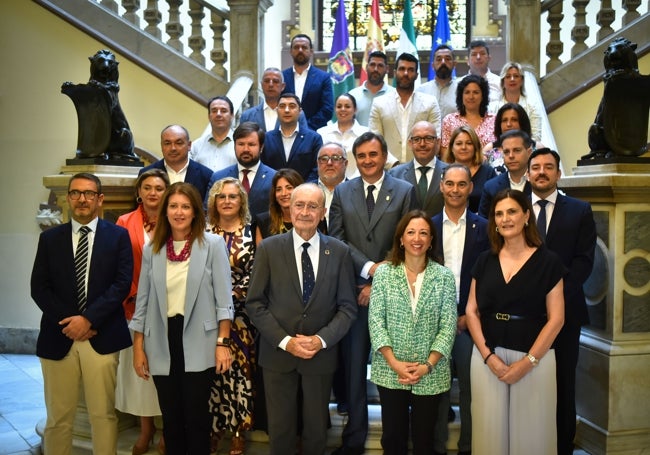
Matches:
[431,164,489,455]
[418,44,459,120]
[464,40,501,104]
[348,51,395,127]
[369,52,442,163]
[190,95,237,172]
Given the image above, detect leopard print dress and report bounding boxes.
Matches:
[209,224,256,432]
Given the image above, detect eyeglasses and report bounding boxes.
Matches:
[216,194,240,201]
[409,136,437,144]
[317,155,346,164]
[292,202,322,211]
[68,190,99,200]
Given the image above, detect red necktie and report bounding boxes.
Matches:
[241,169,251,193]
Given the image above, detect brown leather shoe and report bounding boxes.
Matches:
[229,433,245,455]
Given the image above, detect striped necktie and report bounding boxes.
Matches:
[75,226,91,313]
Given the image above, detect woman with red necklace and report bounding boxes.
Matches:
[131,182,234,455]
[115,169,169,455]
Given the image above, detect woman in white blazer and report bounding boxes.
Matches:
[131,182,234,455]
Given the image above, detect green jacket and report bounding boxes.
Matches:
[369,260,457,395]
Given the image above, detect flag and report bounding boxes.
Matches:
[328,0,355,121]
[359,0,384,85]
[397,0,418,58]
[428,0,453,80]
[395,0,419,87]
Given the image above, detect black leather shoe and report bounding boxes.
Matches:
[457,451,471,455]
[331,446,365,455]
[447,406,456,422]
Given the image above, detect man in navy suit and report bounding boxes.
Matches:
[31,173,133,455]
[282,34,333,131]
[431,164,490,455]
[262,93,323,182]
[329,132,417,454]
[478,129,532,217]
[247,183,357,455]
[389,121,448,217]
[139,124,214,201]
[205,121,276,218]
[528,148,596,455]
[240,67,308,132]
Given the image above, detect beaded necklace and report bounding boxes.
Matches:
[166,235,191,262]
[139,204,157,233]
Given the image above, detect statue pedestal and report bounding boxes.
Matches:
[43,164,142,224]
[561,163,650,454]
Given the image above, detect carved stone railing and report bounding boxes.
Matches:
[539,0,648,75]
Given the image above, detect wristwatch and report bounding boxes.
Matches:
[217,337,232,347]
[526,353,539,366]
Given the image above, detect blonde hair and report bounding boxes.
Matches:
[206,177,251,227]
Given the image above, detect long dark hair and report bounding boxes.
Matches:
[387,210,442,266]
[494,102,532,142]
[151,182,206,253]
[269,168,303,235]
[487,189,541,253]
[456,74,489,117]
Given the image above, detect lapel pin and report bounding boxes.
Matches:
[325,249,330,255]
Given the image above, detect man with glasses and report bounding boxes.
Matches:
[478,129,532,217]
[261,93,323,182]
[389,121,448,217]
[31,172,133,455]
[316,142,348,231]
[247,183,357,455]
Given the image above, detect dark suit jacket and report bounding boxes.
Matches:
[388,158,448,217]
[240,102,309,132]
[478,172,532,218]
[261,128,323,182]
[31,219,133,359]
[328,174,417,284]
[139,159,214,201]
[246,231,357,374]
[432,210,489,316]
[541,193,596,326]
[282,66,333,131]
[205,163,276,218]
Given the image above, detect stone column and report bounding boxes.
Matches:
[227,0,274,107]
[561,163,650,455]
[507,0,541,74]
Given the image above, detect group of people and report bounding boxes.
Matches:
[30,32,597,455]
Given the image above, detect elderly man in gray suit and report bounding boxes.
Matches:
[388,120,448,218]
[247,183,357,455]
[329,132,417,454]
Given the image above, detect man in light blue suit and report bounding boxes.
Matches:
[262,94,322,182]
[431,164,490,455]
[205,122,276,218]
[240,67,308,132]
[282,34,333,131]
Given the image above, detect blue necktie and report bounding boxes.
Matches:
[75,226,91,312]
[301,242,315,305]
[537,199,548,242]
[366,185,376,220]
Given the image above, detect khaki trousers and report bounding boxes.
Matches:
[40,340,119,455]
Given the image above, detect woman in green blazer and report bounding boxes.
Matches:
[369,210,457,455]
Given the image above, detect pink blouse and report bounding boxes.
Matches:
[441,112,496,149]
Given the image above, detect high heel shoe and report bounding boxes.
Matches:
[229,432,245,455]
[157,435,166,455]
[132,434,154,455]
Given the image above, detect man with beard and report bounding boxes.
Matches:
[205,122,276,218]
[348,51,395,127]
[369,53,441,163]
[528,148,596,455]
[417,45,459,119]
[282,34,333,131]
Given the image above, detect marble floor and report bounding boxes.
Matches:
[0,353,592,455]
